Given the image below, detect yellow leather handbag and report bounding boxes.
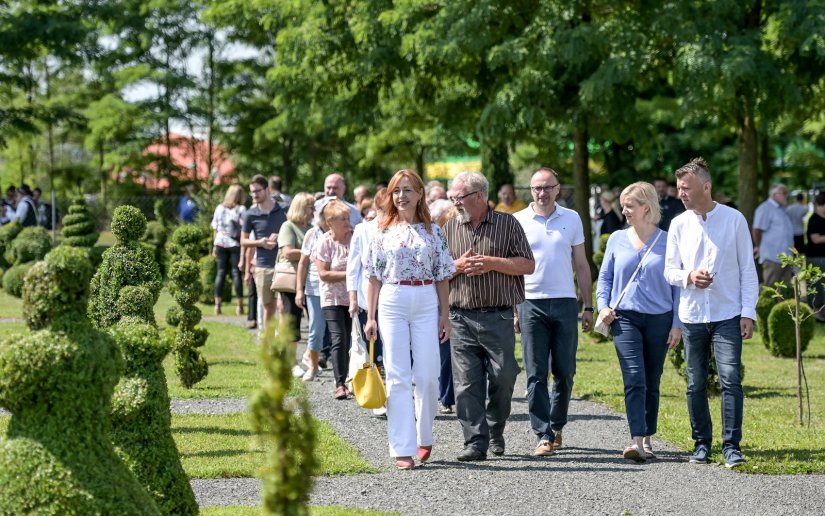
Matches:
[352,338,387,409]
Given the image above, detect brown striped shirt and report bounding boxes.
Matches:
[443,208,534,309]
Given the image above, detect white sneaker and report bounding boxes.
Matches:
[291,365,305,378]
[372,407,387,417]
[302,368,317,382]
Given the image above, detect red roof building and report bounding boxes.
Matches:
[129,133,235,190]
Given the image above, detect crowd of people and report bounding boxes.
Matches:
[206,158,822,471]
[0,184,54,228]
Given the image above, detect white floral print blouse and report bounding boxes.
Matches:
[367,223,455,284]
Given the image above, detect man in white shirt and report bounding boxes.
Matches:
[753,184,794,286]
[513,167,594,457]
[664,157,758,469]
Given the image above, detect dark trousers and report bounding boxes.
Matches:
[450,307,520,452]
[519,298,578,442]
[683,316,743,452]
[611,310,672,437]
[357,309,383,362]
[439,340,455,407]
[323,306,352,387]
[280,292,303,342]
[247,275,257,322]
[215,246,243,299]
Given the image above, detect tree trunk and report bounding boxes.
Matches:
[206,30,216,192]
[737,113,758,227]
[760,133,771,200]
[573,126,593,268]
[482,141,511,203]
[281,137,294,188]
[415,146,425,179]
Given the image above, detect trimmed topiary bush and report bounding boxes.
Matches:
[88,206,162,329]
[0,221,22,270]
[90,244,109,268]
[166,223,210,262]
[251,317,316,514]
[0,242,159,514]
[108,286,198,515]
[4,226,51,266]
[766,300,815,358]
[167,257,208,388]
[2,262,33,297]
[61,198,99,248]
[756,286,776,345]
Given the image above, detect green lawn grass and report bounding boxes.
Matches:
[0,290,23,319]
[201,506,399,516]
[574,324,825,474]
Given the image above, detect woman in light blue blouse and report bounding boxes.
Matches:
[596,181,681,462]
[365,169,455,470]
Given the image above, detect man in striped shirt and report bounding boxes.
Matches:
[443,171,535,461]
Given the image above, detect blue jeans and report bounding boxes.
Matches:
[450,307,520,452]
[306,294,327,353]
[611,310,672,437]
[683,316,743,452]
[519,298,578,442]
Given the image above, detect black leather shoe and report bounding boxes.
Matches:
[489,441,505,456]
[457,447,486,462]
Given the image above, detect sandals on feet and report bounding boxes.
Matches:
[395,457,415,470]
[643,443,656,459]
[623,444,646,462]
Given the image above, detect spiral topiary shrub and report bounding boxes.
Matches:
[108,286,198,515]
[61,198,100,248]
[2,262,33,297]
[166,223,210,262]
[670,341,745,395]
[4,226,51,266]
[88,206,162,329]
[0,244,159,514]
[250,317,316,515]
[766,300,815,358]
[167,257,208,388]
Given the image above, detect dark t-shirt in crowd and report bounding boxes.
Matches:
[807,213,825,258]
[242,203,287,268]
[658,196,685,232]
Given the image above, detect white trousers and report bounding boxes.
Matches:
[378,283,440,457]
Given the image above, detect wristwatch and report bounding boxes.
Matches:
[583,306,594,313]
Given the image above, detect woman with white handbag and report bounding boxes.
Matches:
[595,181,681,462]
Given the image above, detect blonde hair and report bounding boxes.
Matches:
[222,184,245,209]
[323,199,351,222]
[287,192,315,225]
[600,190,623,219]
[620,182,661,225]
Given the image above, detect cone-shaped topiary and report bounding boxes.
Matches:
[4,226,51,266]
[88,205,162,329]
[61,198,100,248]
[250,316,316,515]
[167,257,208,388]
[766,300,815,358]
[108,286,198,515]
[0,246,159,514]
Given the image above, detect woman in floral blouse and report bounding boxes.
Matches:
[365,169,455,470]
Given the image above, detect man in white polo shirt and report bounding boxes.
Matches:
[664,157,758,469]
[514,167,594,457]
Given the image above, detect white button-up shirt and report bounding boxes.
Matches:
[346,218,378,309]
[664,203,759,324]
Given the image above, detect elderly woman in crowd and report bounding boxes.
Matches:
[313,200,354,398]
[365,169,455,470]
[211,184,247,315]
[275,192,315,375]
[596,181,681,462]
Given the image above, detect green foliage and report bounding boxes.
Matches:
[250,317,316,516]
[61,198,100,248]
[0,222,23,270]
[5,226,52,266]
[589,281,609,343]
[167,259,209,388]
[167,224,210,262]
[767,301,815,358]
[22,247,93,331]
[757,286,777,344]
[109,314,198,515]
[111,205,148,243]
[0,241,160,514]
[90,245,109,268]
[142,220,169,278]
[199,255,232,305]
[2,263,33,298]
[88,206,162,329]
[670,341,745,396]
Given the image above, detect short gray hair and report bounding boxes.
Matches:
[451,171,488,198]
[769,183,787,197]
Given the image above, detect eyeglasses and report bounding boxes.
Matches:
[531,184,559,193]
[449,191,479,204]
[250,188,264,194]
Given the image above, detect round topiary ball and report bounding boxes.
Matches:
[766,300,815,358]
[111,206,147,243]
[167,225,210,261]
[5,227,52,265]
[3,263,34,297]
[45,246,93,292]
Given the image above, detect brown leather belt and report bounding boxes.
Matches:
[397,279,434,286]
